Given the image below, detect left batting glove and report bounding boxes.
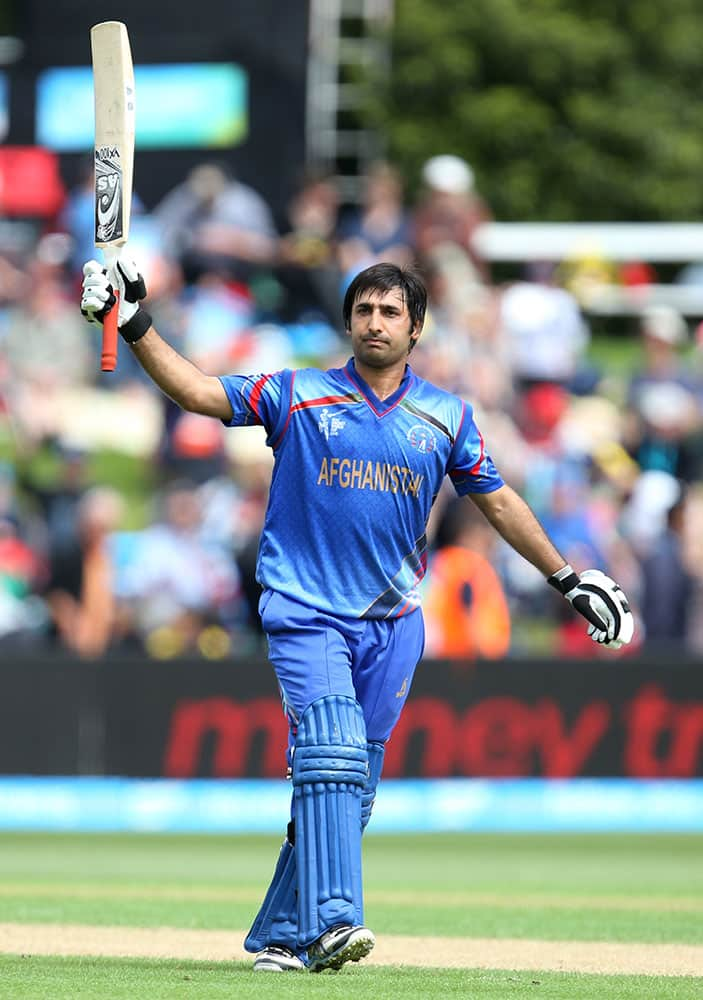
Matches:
[81,253,151,343]
[548,565,634,650]
[81,260,116,325]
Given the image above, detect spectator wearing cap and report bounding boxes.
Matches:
[412,154,492,279]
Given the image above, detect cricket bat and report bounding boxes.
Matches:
[90,21,135,372]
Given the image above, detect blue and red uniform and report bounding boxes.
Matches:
[219,358,504,954]
[219,357,503,620]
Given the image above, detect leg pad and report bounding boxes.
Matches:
[244,833,298,954]
[292,695,367,947]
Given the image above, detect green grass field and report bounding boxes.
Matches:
[0,832,702,998]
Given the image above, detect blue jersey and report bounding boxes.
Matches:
[219,358,504,619]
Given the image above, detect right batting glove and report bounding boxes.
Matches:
[81,253,152,344]
[548,565,634,650]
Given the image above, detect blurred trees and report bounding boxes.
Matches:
[371,0,703,221]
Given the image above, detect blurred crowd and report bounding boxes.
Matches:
[2,152,703,661]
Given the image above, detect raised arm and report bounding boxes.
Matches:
[81,254,232,420]
[470,484,634,649]
[127,326,231,418]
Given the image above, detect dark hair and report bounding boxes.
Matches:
[342,262,427,333]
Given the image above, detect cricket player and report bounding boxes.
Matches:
[81,258,633,972]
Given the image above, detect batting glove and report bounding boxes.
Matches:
[81,254,152,343]
[548,565,634,650]
[81,260,115,324]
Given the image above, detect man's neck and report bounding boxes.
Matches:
[353,357,408,400]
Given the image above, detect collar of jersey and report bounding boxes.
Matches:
[343,358,414,416]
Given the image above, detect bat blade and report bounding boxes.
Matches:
[90,21,135,372]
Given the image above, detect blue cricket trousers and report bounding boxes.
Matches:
[259,588,425,757]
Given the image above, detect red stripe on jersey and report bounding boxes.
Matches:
[469,428,486,475]
[395,599,418,617]
[272,371,296,450]
[290,393,357,413]
[248,375,271,420]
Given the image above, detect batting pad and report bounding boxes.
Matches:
[246,738,384,952]
[292,695,368,947]
[361,741,385,831]
[244,835,298,954]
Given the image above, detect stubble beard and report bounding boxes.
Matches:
[356,338,411,370]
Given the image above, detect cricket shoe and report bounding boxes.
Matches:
[307,924,375,973]
[252,944,306,972]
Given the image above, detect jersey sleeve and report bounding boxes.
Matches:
[447,402,504,496]
[218,370,291,441]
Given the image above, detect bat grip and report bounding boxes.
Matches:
[101,290,119,372]
[100,246,120,372]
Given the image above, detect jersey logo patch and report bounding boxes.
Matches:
[318,408,346,440]
[406,424,437,454]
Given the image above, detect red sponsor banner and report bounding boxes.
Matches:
[155,669,703,780]
[2,657,703,778]
[163,696,287,778]
[383,696,612,778]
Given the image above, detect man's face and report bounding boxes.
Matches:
[347,287,420,369]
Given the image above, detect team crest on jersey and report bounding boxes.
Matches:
[318,407,346,440]
[406,423,437,454]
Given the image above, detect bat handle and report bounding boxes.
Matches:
[101,291,119,372]
[100,246,120,372]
